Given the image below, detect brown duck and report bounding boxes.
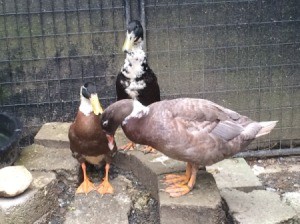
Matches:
[68,82,117,195]
[100,98,277,197]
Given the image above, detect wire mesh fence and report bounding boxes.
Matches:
[143,0,300,151]
[0,0,127,144]
[0,0,299,151]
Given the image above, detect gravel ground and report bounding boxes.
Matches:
[247,156,300,193]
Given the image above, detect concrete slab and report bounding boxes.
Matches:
[34,122,71,148]
[0,171,57,224]
[114,150,186,200]
[221,189,299,224]
[282,192,300,215]
[15,144,78,183]
[207,158,263,192]
[64,175,132,224]
[159,171,226,224]
[22,123,299,224]
[114,128,186,199]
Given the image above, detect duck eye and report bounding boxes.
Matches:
[102,120,108,127]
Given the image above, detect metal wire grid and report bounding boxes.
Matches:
[144,0,300,150]
[0,0,126,141]
[0,0,299,150]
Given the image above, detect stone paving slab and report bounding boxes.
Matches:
[221,189,299,224]
[282,192,300,216]
[0,171,57,224]
[114,147,228,224]
[114,129,186,200]
[34,122,71,148]
[15,144,79,183]
[64,175,132,224]
[159,171,226,224]
[114,150,186,200]
[207,158,263,192]
[30,122,300,224]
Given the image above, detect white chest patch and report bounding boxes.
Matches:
[79,96,93,116]
[122,100,149,125]
[122,46,146,79]
[125,80,146,99]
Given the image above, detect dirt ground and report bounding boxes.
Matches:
[247,156,300,193]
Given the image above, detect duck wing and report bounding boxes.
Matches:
[164,98,255,142]
[136,69,160,106]
[116,72,131,101]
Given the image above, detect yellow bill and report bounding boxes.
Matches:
[90,94,103,115]
[122,32,135,52]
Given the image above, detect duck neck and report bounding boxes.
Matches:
[122,100,149,126]
[79,96,93,116]
[122,41,146,79]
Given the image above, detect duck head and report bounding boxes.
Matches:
[102,99,146,150]
[122,20,144,53]
[101,99,134,134]
[79,82,103,116]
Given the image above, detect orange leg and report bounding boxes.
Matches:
[97,163,114,195]
[163,163,192,185]
[119,141,136,151]
[76,163,95,195]
[164,163,197,197]
[142,145,157,154]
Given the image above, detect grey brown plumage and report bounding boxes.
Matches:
[101,98,277,197]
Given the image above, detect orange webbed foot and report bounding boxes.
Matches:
[76,178,95,195]
[162,163,197,197]
[142,145,157,154]
[76,163,95,195]
[97,179,114,195]
[163,173,189,186]
[97,163,114,195]
[164,184,191,197]
[119,141,136,151]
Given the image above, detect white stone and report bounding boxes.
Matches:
[252,164,265,175]
[0,166,33,197]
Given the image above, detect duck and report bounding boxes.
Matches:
[116,20,160,152]
[68,82,117,195]
[100,98,277,197]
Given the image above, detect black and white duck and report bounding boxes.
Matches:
[116,20,160,152]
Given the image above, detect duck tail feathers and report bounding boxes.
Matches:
[255,121,278,138]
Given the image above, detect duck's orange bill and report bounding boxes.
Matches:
[90,94,103,115]
[106,134,115,150]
